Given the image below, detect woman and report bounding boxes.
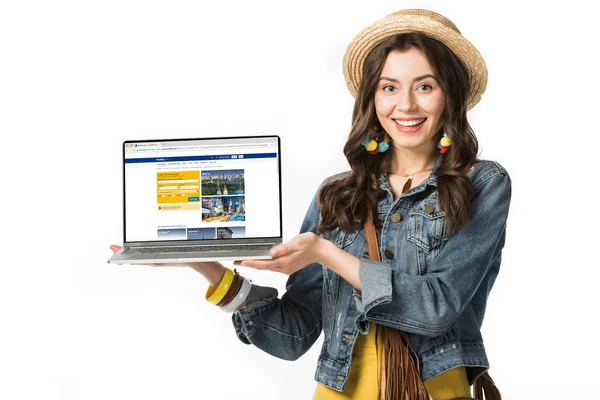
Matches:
[111,9,511,400]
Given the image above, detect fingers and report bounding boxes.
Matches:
[237,253,295,271]
[254,260,276,268]
[235,259,278,269]
[233,260,259,268]
[234,259,275,267]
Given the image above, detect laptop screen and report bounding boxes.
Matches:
[123,136,281,243]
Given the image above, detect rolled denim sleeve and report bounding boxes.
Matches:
[230,181,326,361]
[355,170,512,337]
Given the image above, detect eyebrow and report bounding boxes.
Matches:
[379,74,439,83]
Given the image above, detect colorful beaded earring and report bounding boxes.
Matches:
[362,126,391,155]
[437,131,452,154]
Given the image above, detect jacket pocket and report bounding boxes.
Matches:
[407,199,448,252]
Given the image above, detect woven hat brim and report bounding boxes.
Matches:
[343,12,488,111]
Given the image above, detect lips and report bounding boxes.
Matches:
[394,118,427,127]
[392,117,427,133]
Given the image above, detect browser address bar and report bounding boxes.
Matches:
[160,143,273,151]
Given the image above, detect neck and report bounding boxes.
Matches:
[390,145,438,176]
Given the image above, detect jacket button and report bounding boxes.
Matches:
[337,375,345,381]
[384,249,394,259]
[424,204,435,214]
[390,213,401,223]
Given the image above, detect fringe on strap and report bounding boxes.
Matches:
[472,372,502,400]
[379,325,430,400]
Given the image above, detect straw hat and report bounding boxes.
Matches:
[342,9,488,111]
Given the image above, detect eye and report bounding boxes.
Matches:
[418,84,433,91]
[382,85,396,92]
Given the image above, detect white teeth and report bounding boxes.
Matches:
[395,118,426,127]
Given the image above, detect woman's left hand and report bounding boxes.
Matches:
[234,232,324,275]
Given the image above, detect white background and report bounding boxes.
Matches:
[1,1,597,399]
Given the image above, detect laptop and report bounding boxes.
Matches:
[108,135,282,264]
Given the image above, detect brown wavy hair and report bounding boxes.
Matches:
[317,32,481,239]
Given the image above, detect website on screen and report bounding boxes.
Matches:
[124,137,280,242]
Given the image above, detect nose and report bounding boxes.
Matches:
[395,89,418,113]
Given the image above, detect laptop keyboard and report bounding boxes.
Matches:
[123,244,274,254]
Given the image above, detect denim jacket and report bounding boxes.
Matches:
[232,153,512,392]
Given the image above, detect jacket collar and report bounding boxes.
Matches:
[378,152,442,191]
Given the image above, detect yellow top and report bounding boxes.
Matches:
[313,323,471,400]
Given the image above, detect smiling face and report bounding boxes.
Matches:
[374,48,446,153]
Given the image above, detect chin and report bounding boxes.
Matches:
[390,137,423,147]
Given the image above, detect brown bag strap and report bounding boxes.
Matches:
[364,210,382,262]
[363,210,501,400]
[473,372,502,400]
[364,210,430,400]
